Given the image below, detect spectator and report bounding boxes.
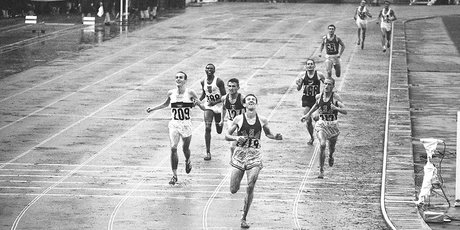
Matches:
[80,0,94,17]
[148,0,158,19]
[138,0,149,20]
[1,0,10,18]
[103,0,112,24]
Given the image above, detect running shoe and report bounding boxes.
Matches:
[383,46,386,53]
[357,40,360,45]
[204,152,211,161]
[241,220,250,229]
[307,138,314,146]
[185,160,192,174]
[169,176,178,185]
[317,171,324,179]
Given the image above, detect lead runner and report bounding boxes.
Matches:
[225,94,283,228]
[300,78,347,179]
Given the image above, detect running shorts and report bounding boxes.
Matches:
[315,120,340,139]
[169,120,192,140]
[380,22,392,32]
[302,94,316,108]
[325,54,341,66]
[356,18,367,29]
[230,147,263,171]
[204,102,222,114]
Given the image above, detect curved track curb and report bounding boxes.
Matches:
[381,19,431,230]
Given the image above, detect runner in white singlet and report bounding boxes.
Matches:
[147,71,204,185]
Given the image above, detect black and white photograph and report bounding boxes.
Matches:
[1,0,460,229]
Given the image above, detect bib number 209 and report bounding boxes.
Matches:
[172,108,190,120]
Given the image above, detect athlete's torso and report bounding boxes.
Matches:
[356,5,368,20]
[302,71,321,98]
[203,76,223,105]
[170,88,194,121]
[236,114,262,149]
[317,92,338,121]
[380,8,393,23]
[225,93,245,121]
[323,35,340,55]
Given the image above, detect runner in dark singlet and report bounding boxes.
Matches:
[319,24,346,78]
[226,94,283,229]
[301,78,347,179]
[220,78,246,159]
[296,59,326,145]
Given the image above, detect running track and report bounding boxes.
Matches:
[1,3,459,230]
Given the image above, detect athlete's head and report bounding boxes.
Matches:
[323,78,335,92]
[305,58,316,71]
[227,78,240,94]
[384,0,391,7]
[360,0,366,6]
[205,64,215,76]
[327,24,336,35]
[243,94,258,109]
[175,71,187,86]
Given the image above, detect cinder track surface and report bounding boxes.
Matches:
[0,3,459,230]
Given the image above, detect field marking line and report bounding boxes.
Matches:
[0,24,33,33]
[293,143,319,230]
[0,178,383,188]
[0,163,306,173]
[0,192,294,202]
[202,171,231,230]
[0,185,381,197]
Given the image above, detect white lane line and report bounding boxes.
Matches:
[0,163,305,173]
[0,172,304,179]
[0,192,294,202]
[202,172,230,230]
[0,179,383,188]
[0,24,32,33]
[293,143,319,230]
[0,185,381,196]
